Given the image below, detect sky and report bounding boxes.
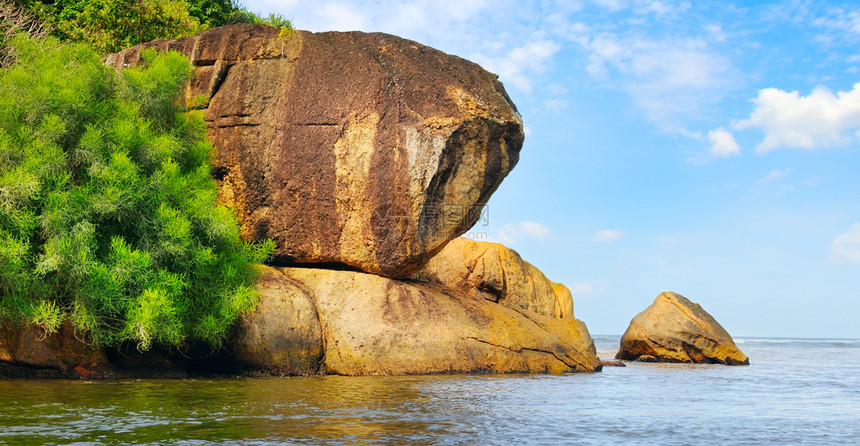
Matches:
[244,0,860,338]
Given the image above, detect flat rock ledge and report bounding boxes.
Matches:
[615,291,749,365]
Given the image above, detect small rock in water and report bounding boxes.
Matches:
[635,355,658,362]
[616,291,749,365]
[600,359,627,367]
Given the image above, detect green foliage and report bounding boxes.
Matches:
[185,0,245,27]
[16,1,293,53]
[0,36,273,349]
[236,10,292,29]
[20,0,204,53]
[1,1,46,67]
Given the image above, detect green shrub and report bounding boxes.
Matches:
[16,1,293,53]
[19,0,207,53]
[1,1,47,67]
[0,35,273,350]
[233,9,292,29]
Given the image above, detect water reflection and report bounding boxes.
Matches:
[2,342,859,445]
[0,376,482,445]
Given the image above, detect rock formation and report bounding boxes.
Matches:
[229,267,325,375]
[238,267,600,375]
[3,262,600,377]
[106,24,524,278]
[615,292,749,365]
[0,27,603,379]
[0,321,110,378]
[416,237,574,319]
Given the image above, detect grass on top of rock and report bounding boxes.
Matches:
[0,35,274,350]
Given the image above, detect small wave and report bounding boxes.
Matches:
[735,338,860,348]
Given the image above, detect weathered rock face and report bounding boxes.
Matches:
[417,238,574,319]
[250,267,600,375]
[106,24,524,278]
[0,321,111,378]
[229,266,324,375]
[616,292,749,365]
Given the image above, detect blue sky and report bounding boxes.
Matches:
[245,0,860,338]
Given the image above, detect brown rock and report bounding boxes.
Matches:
[106,24,524,278]
[229,266,324,375]
[600,359,626,367]
[271,267,600,375]
[616,292,749,365]
[0,320,110,378]
[417,238,573,319]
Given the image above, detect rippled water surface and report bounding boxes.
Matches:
[2,337,858,445]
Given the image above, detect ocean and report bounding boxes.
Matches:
[1,336,858,445]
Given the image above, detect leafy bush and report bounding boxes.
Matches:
[0,35,273,350]
[1,0,46,67]
[18,0,203,53]
[16,1,293,53]
[233,9,292,29]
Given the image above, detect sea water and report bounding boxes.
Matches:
[1,336,858,445]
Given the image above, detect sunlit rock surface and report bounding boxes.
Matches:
[107,24,524,278]
[417,238,574,319]
[616,291,749,365]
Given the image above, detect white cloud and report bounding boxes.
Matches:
[583,35,737,128]
[474,39,562,93]
[495,221,551,246]
[519,221,552,239]
[707,127,740,158]
[758,168,792,183]
[570,279,608,295]
[812,7,860,40]
[734,83,860,153]
[592,0,625,12]
[318,3,369,31]
[830,224,860,263]
[705,23,727,42]
[679,128,703,139]
[591,0,690,16]
[593,229,624,242]
[641,1,691,18]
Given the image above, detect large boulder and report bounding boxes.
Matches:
[0,321,111,378]
[616,292,749,365]
[417,237,574,319]
[106,24,524,278]
[229,266,324,375]
[240,267,600,375]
